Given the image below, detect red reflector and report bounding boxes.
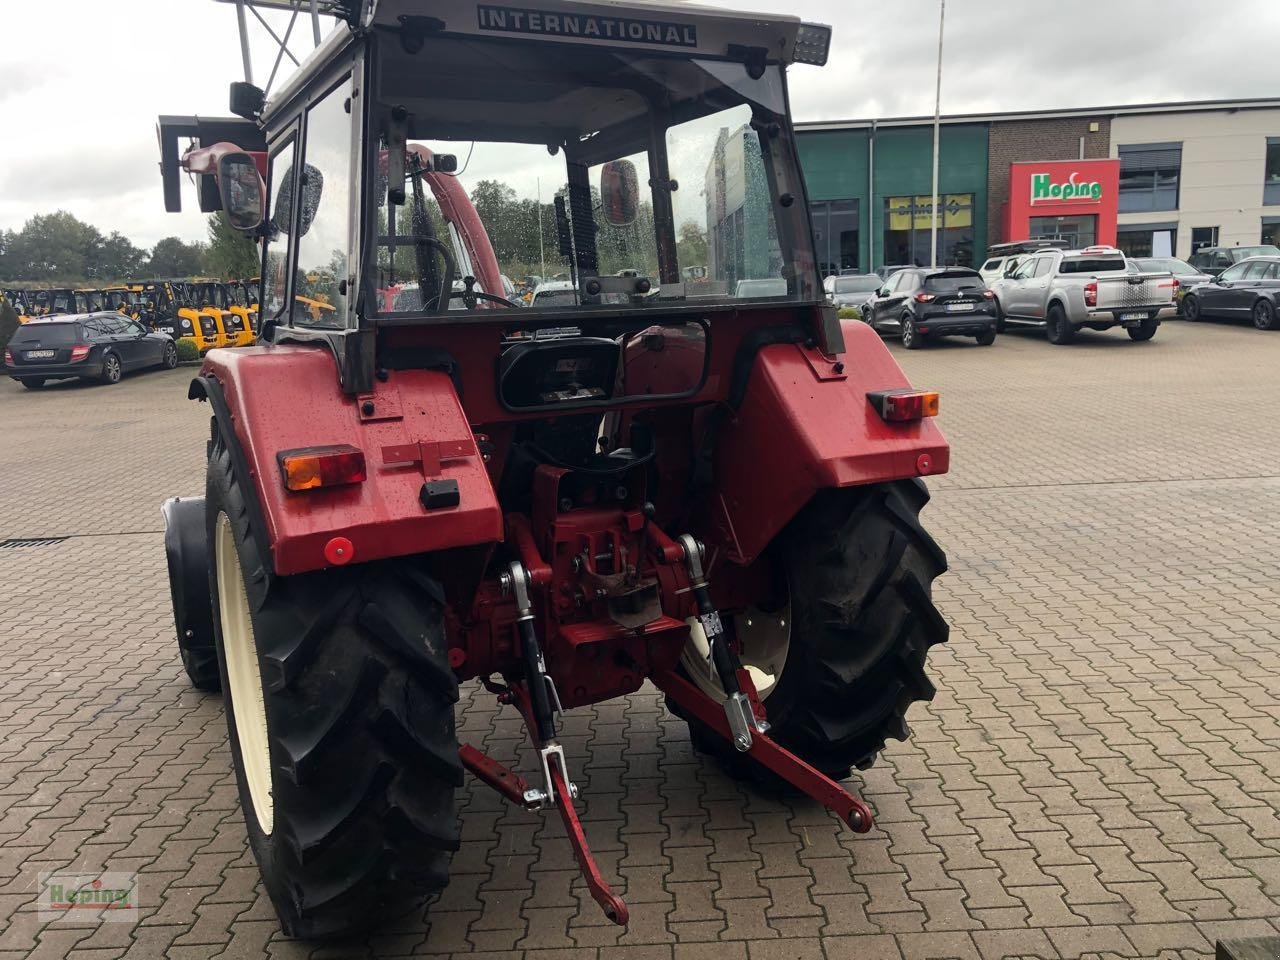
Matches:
[867,389,940,422]
[69,345,90,362]
[278,445,367,491]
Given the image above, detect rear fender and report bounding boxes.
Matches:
[192,345,502,576]
[700,319,949,565]
[161,495,213,648]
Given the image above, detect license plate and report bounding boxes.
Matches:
[1121,312,1148,321]
[945,302,975,312]
[24,349,55,359]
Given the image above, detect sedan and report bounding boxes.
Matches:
[823,273,881,311]
[863,267,998,349]
[5,313,178,388]
[1181,256,1280,330]
[1129,257,1211,317]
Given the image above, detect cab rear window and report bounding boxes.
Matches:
[1060,257,1125,274]
[11,323,81,345]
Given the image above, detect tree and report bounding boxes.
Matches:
[149,236,207,278]
[1,211,101,282]
[204,213,260,280]
[88,231,147,282]
[676,221,708,271]
[0,296,18,362]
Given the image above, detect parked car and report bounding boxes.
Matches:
[1129,257,1211,317]
[874,264,912,281]
[733,277,788,298]
[529,280,580,307]
[1187,244,1280,277]
[5,313,178,388]
[988,245,1174,344]
[1181,255,1280,330]
[823,273,880,310]
[863,267,997,349]
[978,239,1069,286]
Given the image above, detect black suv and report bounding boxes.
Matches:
[1187,244,1280,277]
[5,313,178,389]
[864,267,997,349]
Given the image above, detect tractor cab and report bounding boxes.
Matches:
[155,0,949,943]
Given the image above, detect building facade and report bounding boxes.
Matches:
[796,98,1280,272]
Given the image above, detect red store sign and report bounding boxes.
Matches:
[1003,158,1120,246]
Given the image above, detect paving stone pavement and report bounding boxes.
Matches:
[1,318,1278,959]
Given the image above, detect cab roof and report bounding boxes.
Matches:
[369,0,806,61]
[266,0,826,121]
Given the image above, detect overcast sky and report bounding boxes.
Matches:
[2,0,1275,248]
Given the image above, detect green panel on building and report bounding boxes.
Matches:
[797,124,989,271]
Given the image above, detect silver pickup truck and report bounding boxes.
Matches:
[990,246,1176,344]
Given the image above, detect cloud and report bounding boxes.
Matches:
[0,0,1276,248]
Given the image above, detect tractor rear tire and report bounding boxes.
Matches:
[675,480,948,780]
[206,434,462,939]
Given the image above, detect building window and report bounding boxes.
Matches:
[1191,226,1219,252]
[1266,139,1280,206]
[810,199,859,276]
[1116,223,1176,258]
[1029,214,1096,249]
[1118,143,1181,213]
[881,193,974,268]
[1263,217,1280,247]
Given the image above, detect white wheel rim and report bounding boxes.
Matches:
[214,512,274,834]
[680,592,792,702]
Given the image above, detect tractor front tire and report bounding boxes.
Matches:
[206,435,462,939]
[676,481,948,780]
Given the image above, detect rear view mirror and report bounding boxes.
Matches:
[273,163,324,237]
[600,159,639,228]
[217,152,265,232]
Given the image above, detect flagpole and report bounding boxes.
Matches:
[930,0,945,268]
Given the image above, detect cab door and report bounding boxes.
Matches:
[1000,258,1036,317]
[1023,255,1055,319]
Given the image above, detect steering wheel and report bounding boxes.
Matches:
[459,290,522,310]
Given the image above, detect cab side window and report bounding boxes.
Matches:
[1032,257,1052,278]
[262,139,298,324]
[293,76,354,329]
[1218,263,1248,282]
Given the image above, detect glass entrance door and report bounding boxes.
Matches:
[1029,214,1097,248]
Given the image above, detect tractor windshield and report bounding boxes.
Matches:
[368,35,817,317]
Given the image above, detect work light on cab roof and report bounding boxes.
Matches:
[154,0,946,944]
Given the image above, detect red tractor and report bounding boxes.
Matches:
[159,0,949,940]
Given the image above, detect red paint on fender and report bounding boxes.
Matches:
[701,320,949,565]
[202,345,503,576]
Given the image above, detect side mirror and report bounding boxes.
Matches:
[273,163,324,237]
[877,287,890,298]
[217,152,266,232]
[600,159,639,227]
